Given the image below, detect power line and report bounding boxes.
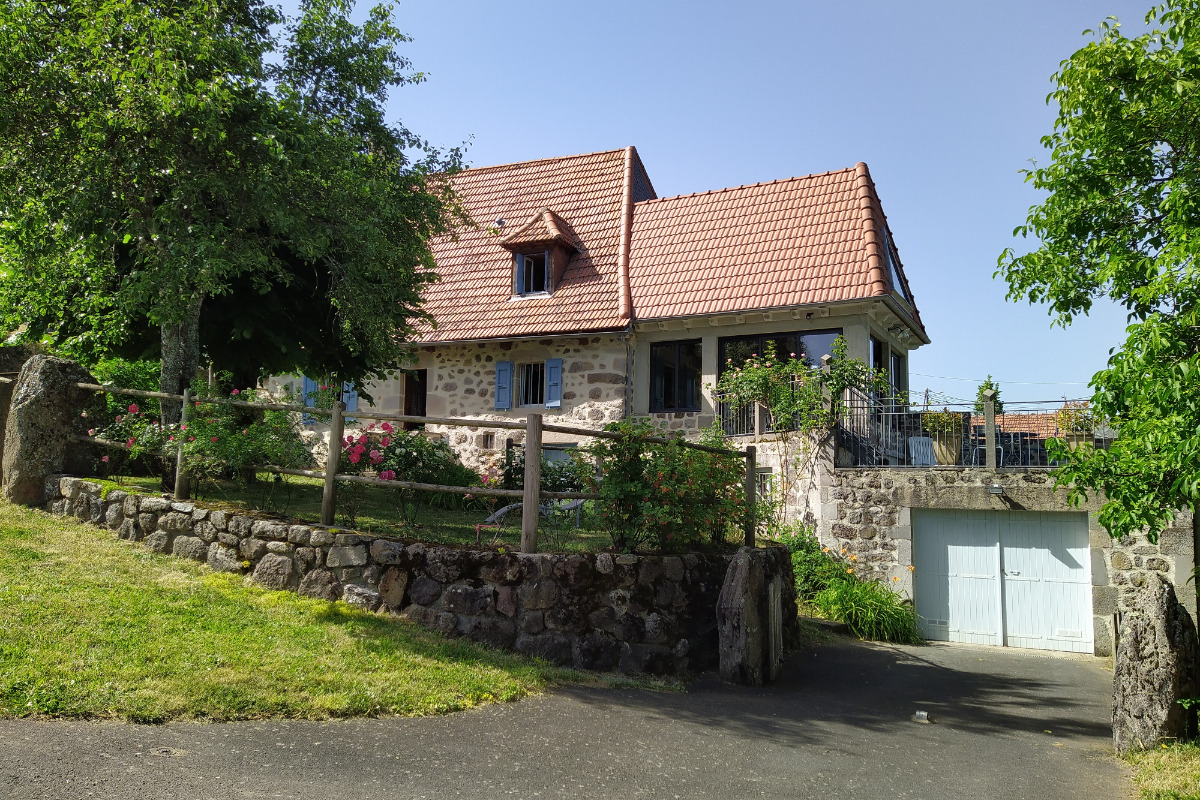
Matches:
[910,371,1090,386]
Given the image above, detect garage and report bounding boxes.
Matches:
[912,509,1093,654]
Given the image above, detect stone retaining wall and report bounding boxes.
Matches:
[46,476,796,675]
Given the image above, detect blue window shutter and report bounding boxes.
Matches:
[341,382,358,412]
[514,255,525,295]
[300,375,316,424]
[545,358,562,408]
[495,361,513,410]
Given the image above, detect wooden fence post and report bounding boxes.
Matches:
[173,388,190,500]
[521,413,542,554]
[744,445,757,547]
[321,400,345,527]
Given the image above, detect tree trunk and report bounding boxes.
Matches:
[160,296,203,425]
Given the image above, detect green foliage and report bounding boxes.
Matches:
[714,336,887,526]
[1054,400,1095,434]
[90,358,162,419]
[974,375,1004,416]
[501,446,587,494]
[580,419,746,553]
[775,523,920,644]
[0,0,461,399]
[996,0,1200,541]
[814,580,922,644]
[922,408,966,436]
[94,376,313,493]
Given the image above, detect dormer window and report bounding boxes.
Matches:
[501,209,581,299]
[516,251,549,295]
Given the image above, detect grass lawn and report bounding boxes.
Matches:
[102,471,615,552]
[0,501,647,722]
[1129,743,1200,799]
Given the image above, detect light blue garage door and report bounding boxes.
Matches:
[912,509,1093,653]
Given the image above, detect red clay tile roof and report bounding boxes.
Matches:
[414,148,648,343]
[415,151,923,343]
[627,162,925,333]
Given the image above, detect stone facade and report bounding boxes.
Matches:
[813,466,1195,657]
[45,475,797,676]
[358,336,629,470]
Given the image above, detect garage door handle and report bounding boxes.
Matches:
[1004,571,1021,577]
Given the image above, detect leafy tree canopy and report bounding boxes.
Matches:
[0,0,462,414]
[974,375,1003,416]
[997,0,1200,540]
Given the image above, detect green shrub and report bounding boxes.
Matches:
[775,523,921,644]
[91,358,161,420]
[814,579,921,644]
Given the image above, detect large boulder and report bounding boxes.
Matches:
[717,547,777,685]
[2,356,98,505]
[1113,574,1200,755]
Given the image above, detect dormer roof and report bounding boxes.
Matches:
[499,209,583,253]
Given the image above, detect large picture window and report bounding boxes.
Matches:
[650,340,702,412]
[718,328,842,376]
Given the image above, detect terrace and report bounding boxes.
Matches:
[715,386,1110,469]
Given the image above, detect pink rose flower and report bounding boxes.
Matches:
[231,389,240,395]
[101,455,109,463]
[128,404,138,414]
[115,415,123,423]
[380,436,391,447]
[369,450,382,464]
[380,422,393,434]
[126,438,134,448]
[168,436,174,442]
[87,428,95,436]
[181,423,187,431]
[211,436,218,442]
[188,436,195,442]
[348,452,361,464]
[367,422,376,431]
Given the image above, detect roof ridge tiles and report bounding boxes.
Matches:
[634,165,859,207]
[457,147,628,175]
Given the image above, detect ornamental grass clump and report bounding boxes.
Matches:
[777,524,921,644]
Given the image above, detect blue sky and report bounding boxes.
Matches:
[312,0,1157,405]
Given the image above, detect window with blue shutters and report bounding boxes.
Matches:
[494,361,514,410]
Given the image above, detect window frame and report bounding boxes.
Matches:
[717,328,843,378]
[649,338,703,413]
[514,250,550,296]
[517,361,546,407]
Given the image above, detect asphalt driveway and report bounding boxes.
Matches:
[0,636,1129,799]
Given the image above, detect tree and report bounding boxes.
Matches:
[0,0,460,420]
[974,375,1004,416]
[997,0,1200,547]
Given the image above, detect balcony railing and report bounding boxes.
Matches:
[834,391,1111,469]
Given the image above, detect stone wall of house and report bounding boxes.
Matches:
[647,411,712,433]
[358,336,629,471]
[45,476,797,675]
[814,467,1195,657]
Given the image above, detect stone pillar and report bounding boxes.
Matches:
[1,356,97,505]
[717,547,783,685]
[1113,574,1199,755]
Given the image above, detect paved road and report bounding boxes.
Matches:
[0,637,1129,799]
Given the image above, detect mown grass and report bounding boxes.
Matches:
[0,501,636,722]
[100,472,614,553]
[1129,743,1200,799]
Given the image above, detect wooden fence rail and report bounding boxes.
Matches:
[70,382,756,552]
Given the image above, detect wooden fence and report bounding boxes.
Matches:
[70,382,758,553]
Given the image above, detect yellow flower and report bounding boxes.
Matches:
[892,576,900,582]
[908,565,915,571]
[846,568,853,573]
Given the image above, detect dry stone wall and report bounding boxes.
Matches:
[45,476,796,675]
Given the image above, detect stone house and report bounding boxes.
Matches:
[350,146,928,472]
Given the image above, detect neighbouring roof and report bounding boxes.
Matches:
[415,150,924,343]
[628,163,924,333]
